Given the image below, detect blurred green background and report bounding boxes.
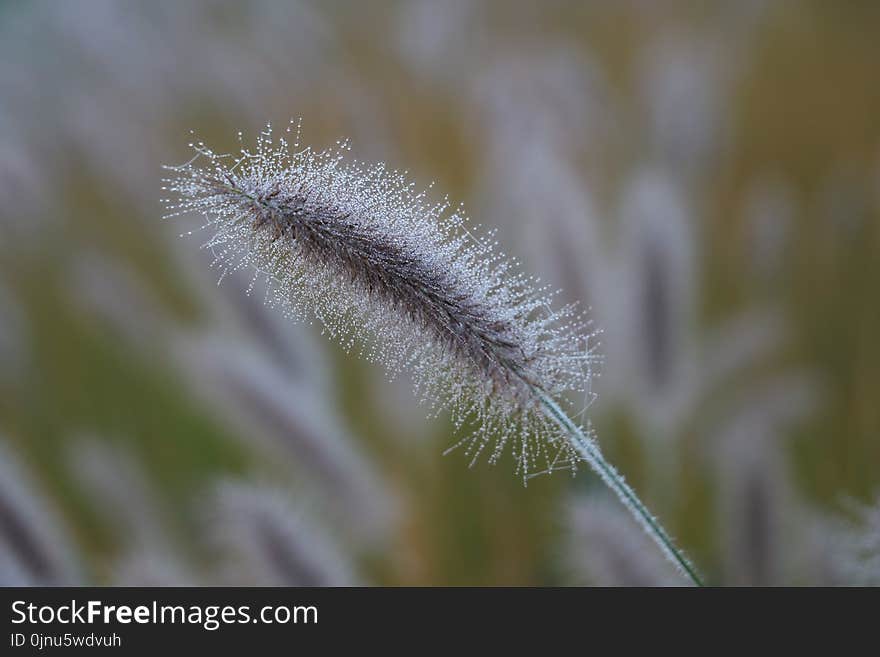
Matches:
[1,0,878,586]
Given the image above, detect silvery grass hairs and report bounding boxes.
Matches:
[162,123,702,584]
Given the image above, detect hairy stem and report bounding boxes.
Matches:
[534,389,703,586]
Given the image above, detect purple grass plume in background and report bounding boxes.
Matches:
[162,123,702,585]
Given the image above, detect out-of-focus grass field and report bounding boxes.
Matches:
[1,1,878,585]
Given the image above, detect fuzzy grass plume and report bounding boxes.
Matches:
[162,123,701,584]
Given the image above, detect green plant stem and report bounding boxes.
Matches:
[534,388,704,586]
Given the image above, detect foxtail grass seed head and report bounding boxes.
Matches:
[163,123,599,480]
[163,123,702,584]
